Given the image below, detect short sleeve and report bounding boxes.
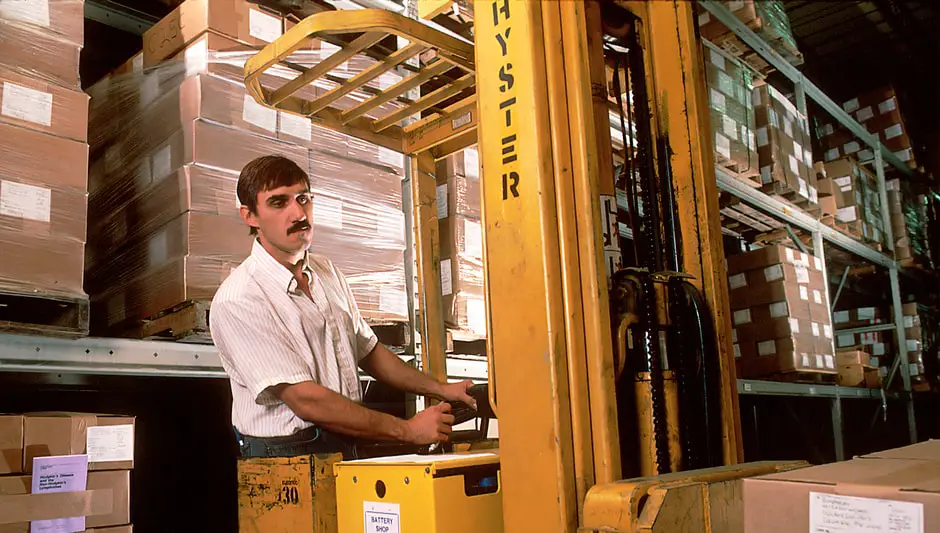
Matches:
[332,264,379,362]
[210,298,314,405]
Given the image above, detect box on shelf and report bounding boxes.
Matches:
[703,45,758,179]
[0,66,89,142]
[697,0,803,71]
[835,349,876,388]
[0,20,82,89]
[0,470,130,532]
[0,415,24,475]
[23,413,135,472]
[437,149,481,219]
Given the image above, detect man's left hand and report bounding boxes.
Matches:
[437,380,477,409]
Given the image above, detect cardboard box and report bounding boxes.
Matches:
[0,175,87,244]
[0,0,84,45]
[143,0,285,65]
[836,349,872,387]
[729,279,815,313]
[87,527,133,533]
[736,334,835,377]
[86,470,131,528]
[753,85,814,199]
[436,158,482,220]
[0,471,129,532]
[0,66,89,142]
[726,244,817,275]
[704,46,758,173]
[0,122,88,191]
[0,415,23,474]
[744,440,940,532]
[23,413,135,472]
[0,231,85,298]
[237,455,340,533]
[0,20,82,88]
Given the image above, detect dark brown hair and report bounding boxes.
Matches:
[237,155,309,235]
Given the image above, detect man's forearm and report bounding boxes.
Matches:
[360,343,444,397]
[276,381,412,441]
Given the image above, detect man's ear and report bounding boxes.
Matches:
[239,205,259,233]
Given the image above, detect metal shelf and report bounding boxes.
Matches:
[738,379,896,400]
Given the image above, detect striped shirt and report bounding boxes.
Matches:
[210,239,378,437]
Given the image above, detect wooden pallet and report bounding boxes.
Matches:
[0,290,89,338]
[371,322,412,349]
[114,300,212,343]
[716,155,761,187]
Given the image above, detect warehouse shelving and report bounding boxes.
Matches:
[701,0,919,455]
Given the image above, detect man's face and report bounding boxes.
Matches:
[242,182,313,255]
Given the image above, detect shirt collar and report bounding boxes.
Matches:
[250,239,313,294]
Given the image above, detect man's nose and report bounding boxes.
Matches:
[289,198,307,221]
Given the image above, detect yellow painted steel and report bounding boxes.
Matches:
[335,453,503,532]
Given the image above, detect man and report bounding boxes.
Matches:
[211,155,475,459]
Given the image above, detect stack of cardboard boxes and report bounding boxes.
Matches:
[817,86,917,170]
[437,148,485,337]
[0,0,88,301]
[729,245,836,378]
[886,178,913,261]
[817,157,885,248]
[833,303,925,389]
[0,413,135,532]
[703,44,759,179]
[752,85,819,214]
[697,0,803,73]
[901,303,928,390]
[85,0,410,333]
[835,349,880,388]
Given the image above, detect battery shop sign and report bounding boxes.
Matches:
[490,0,520,201]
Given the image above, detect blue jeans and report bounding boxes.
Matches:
[235,425,358,459]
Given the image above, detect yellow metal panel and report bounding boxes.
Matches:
[474,0,578,531]
[403,96,477,156]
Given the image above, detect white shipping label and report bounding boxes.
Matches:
[859,148,874,161]
[809,492,924,533]
[784,118,793,138]
[728,0,745,10]
[151,144,172,181]
[728,273,747,290]
[139,73,160,109]
[379,147,403,168]
[800,252,810,267]
[0,179,51,222]
[812,322,820,338]
[843,97,860,113]
[698,11,710,26]
[770,302,789,318]
[717,71,734,98]
[463,148,480,179]
[715,132,731,159]
[837,334,856,348]
[733,309,752,325]
[249,8,282,42]
[804,149,813,168]
[815,354,824,368]
[794,264,809,284]
[756,126,769,148]
[907,339,921,353]
[793,140,802,158]
[878,97,897,114]
[837,206,857,223]
[760,166,773,185]
[242,95,277,133]
[789,154,799,175]
[733,344,741,359]
[813,290,822,305]
[871,356,881,367]
[858,307,876,320]
[822,123,834,137]
[903,315,914,328]
[856,106,874,122]
[910,363,920,377]
[184,39,209,76]
[895,148,913,162]
[789,317,800,334]
[0,0,50,27]
[364,501,401,533]
[763,264,784,283]
[824,324,832,339]
[785,248,795,262]
[466,298,486,334]
[722,115,738,140]
[758,340,776,356]
[825,355,835,369]
[732,328,738,343]
[834,176,852,189]
[801,354,811,368]
[809,185,818,203]
[440,259,453,296]
[148,229,168,266]
[814,256,823,271]
[1,82,52,126]
[843,141,861,155]
[710,88,726,113]
[86,424,135,463]
[436,184,448,219]
[799,178,809,198]
[825,148,840,162]
[379,287,408,317]
[280,112,312,141]
[709,49,725,70]
[313,196,343,230]
[463,219,483,258]
[799,285,809,301]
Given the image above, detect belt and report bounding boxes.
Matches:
[238,424,320,444]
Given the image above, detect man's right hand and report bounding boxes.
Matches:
[406,402,455,444]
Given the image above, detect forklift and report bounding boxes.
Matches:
[239,1,804,531]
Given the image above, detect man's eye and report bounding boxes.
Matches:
[298,194,311,204]
[272,200,286,208]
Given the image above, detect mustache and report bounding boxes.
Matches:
[287,220,311,235]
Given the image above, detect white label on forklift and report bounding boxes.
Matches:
[769,302,788,318]
[2,82,52,126]
[733,309,751,326]
[788,318,800,334]
[709,88,726,113]
[722,115,737,140]
[709,49,725,70]
[440,259,453,296]
[728,273,747,290]
[436,184,448,219]
[878,97,897,114]
[842,97,860,113]
[86,424,134,463]
[843,141,861,155]
[279,112,312,141]
[813,290,823,305]
[715,132,731,159]
[799,285,809,301]
[755,126,769,148]
[763,264,783,283]
[758,340,776,357]
[463,219,483,258]
[249,8,282,42]
[364,501,400,533]
[242,94,277,133]
[0,0,50,27]
[825,148,840,162]
[884,123,903,140]
[856,105,874,122]
[809,492,924,533]
[0,180,51,222]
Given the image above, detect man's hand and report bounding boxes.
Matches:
[437,379,477,409]
[406,402,455,445]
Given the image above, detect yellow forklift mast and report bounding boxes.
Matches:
[243,1,803,531]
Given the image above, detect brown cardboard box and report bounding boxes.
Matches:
[726,244,815,275]
[0,415,23,474]
[440,147,480,180]
[0,0,84,45]
[0,122,88,191]
[729,279,816,312]
[87,527,134,533]
[704,46,758,174]
[0,66,89,142]
[0,20,82,88]
[143,0,284,65]
[0,175,87,244]
[436,157,482,220]
[736,334,834,377]
[86,470,131,528]
[0,231,84,297]
[734,316,802,344]
[753,85,814,199]
[448,292,486,336]
[23,413,135,472]
[744,441,940,532]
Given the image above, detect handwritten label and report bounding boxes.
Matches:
[810,492,923,533]
[86,424,134,463]
[0,179,51,222]
[364,501,400,533]
[2,82,52,126]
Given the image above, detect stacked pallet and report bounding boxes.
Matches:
[818,157,886,249]
[835,349,881,388]
[85,0,409,338]
[817,86,917,170]
[703,44,759,183]
[698,0,803,73]
[833,304,926,390]
[437,148,485,338]
[729,245,836,381]
[0,0,89,335]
